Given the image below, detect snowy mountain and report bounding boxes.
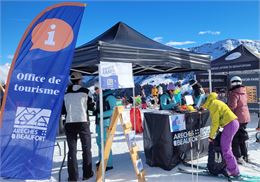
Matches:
[139,39,260,86]
[0,63,10,84]
[188,39,260,60]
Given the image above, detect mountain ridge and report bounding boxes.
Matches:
[187,39,260,60]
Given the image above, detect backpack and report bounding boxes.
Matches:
[130,107,143,134]
[207,132,228,176]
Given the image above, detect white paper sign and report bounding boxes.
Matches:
[136,158,144,174]
[122,110,130,124]
[126,130,136,149]
[99,62,134,89]
[184,95,194,106]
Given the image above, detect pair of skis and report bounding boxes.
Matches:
[178,167,260,182]
[239,161,260,173]
[246,161,260,168]
[180,162,260,182]
[184,113,260,181]
[183,161,260,172]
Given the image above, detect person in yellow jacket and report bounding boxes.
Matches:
[151,85,159,105]
[151,85,158,97]
[203,92,240,177]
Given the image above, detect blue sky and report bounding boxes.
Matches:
[1,0,259,64]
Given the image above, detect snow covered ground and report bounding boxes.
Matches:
[1,113,260,182]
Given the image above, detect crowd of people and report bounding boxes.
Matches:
[0,71,255,181]
[137,79,205,111]
[59,73,254,180]
[62,72,248,180]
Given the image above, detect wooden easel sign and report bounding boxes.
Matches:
[96,106,146,182]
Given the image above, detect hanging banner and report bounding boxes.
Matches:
[0,3,85,179]
[99,62,134,89]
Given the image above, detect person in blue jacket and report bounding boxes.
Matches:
[94,86,117,171]
[159,82,177,110]
[174,81,182,105]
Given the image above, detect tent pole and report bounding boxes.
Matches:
[98,64,105,182]
[208,69,212,93]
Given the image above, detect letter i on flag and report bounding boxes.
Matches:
[0,3,85,179]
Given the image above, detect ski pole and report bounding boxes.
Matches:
[190,137,194,182]
[196,111,202,182]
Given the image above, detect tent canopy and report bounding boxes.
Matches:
[72,22,210,75]
[211,44,260,72]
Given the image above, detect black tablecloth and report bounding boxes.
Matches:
[143,110,210,170]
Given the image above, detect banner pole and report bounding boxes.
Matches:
[0,82,5,114]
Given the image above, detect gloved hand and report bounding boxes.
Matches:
[208,137,213,142]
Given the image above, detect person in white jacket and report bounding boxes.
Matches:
[64,72,94,181]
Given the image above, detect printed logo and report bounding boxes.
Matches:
[225,52,242,61]
[169,114,186,132]
[31,18,74,52]
[12,107,51,141]
[199,126,210,139]
[101,75,119,89]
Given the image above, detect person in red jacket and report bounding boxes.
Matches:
[228,76,251,164]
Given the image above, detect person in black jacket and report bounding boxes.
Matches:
[63,72,94,181]
[189,79,206,109]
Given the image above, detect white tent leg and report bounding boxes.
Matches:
[98,65,105,182]
[208,69,212,93]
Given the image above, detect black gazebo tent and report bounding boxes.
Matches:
[198,44,260,113]
[71,22,210,75]
[70,22,212,173]
[211,44,260,72]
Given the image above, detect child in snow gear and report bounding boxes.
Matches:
[203,92,240,177]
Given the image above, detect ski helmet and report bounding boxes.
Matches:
[230,76,242,87]
[167,82,175,91]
